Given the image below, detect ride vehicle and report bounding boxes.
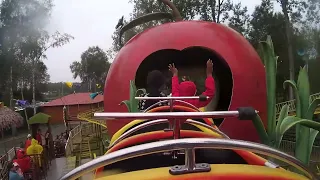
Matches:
[60,1,317,179]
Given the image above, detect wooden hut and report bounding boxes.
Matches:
[0,103,24,137]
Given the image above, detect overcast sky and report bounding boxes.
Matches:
[45,0,263,83]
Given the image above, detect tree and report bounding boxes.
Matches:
[70,46,111,92]
[198,0,233,23]
[276,0,307,99]
[112,0,202,53]
[0,0,74,116]
[0,0,53,110]
[228,2,250,36]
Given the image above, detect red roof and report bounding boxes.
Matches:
[41,93,103,107]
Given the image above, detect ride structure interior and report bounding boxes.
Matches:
[61,0,318,180]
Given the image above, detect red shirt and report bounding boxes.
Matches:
[172,75,215,108]
[13,150,31,173]
[36,133,42,145]
[24,139,31,151]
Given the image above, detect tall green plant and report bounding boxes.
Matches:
[120,80,146,112]
[258,35,278,137]
[253,37,320,165]
[252,35,289,147]
[283,66,320,165]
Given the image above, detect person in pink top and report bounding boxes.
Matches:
[169,59,215,108]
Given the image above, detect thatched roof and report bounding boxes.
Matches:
[0,106,24,131]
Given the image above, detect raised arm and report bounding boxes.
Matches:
[202,59,215,96]
[169,63,180,96]
[197,59,215,107]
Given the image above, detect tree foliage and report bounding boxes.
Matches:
[0,0,74,107]
[228,2,250,36]
[70,46,111,92]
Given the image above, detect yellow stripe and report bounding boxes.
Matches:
[110,119,220,146]
[110,120,144,145]
[95,164,307,180]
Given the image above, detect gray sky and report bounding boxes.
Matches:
[45,0,262,83]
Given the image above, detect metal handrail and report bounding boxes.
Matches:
[94,110,250,120]
[60,138,317,180]
[109,119,228,148]
[143,100,201,113]
[135,96,209,100]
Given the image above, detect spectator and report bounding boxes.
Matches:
[26,139,43,167]
[24,134,32,151]
[8,162,23,180]
[13,149,31,173]
[45,129,50,147]
[36,129,42,145]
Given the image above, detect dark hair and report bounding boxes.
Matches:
[7,162,14,170]
[146,70,165,95]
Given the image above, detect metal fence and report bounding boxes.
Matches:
[276,92,320,114]
[65,124,81,157]
[279,140,320,173]
[0,136,25,155]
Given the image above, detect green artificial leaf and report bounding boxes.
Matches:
[283,80,301,117]
[279,116,320,164]
[308,129,319,158]
[120,100,131,112]
[129,80,139,112]
[306,98,320,119]
[258,38,277,135]
[274,105,289,148]
[136,88,146,97]
[297,66,310,118]
[251,115,270,145]
[266,35,276,57]
[280,117,320,136]
[257,43,266,65]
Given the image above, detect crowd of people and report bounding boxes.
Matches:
[9,135,43,180]
[8,128,69,180]
[54,130,69,158]
[138,60,215,111]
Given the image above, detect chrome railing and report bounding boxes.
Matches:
[94,111,247,120]
[60,138,317,180]
[109,119,228,148]
[65,125,81,157]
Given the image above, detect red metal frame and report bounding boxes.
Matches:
[104,21,267,142]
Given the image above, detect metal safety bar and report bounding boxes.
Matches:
[94,111,250,120]
[109,119,229,148]
[135,96,209,100]
[143,100,201,113]
[60,138,317,180]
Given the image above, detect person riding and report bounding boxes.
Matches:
[169,59,215,108]
[138,70,168,111]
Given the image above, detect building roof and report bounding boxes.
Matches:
[41,92,103,107]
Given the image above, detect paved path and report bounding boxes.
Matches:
[47,157,66,180]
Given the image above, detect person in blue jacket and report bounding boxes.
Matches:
[8,162,24,180]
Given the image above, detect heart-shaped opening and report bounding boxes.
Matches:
[135,46,233,126]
